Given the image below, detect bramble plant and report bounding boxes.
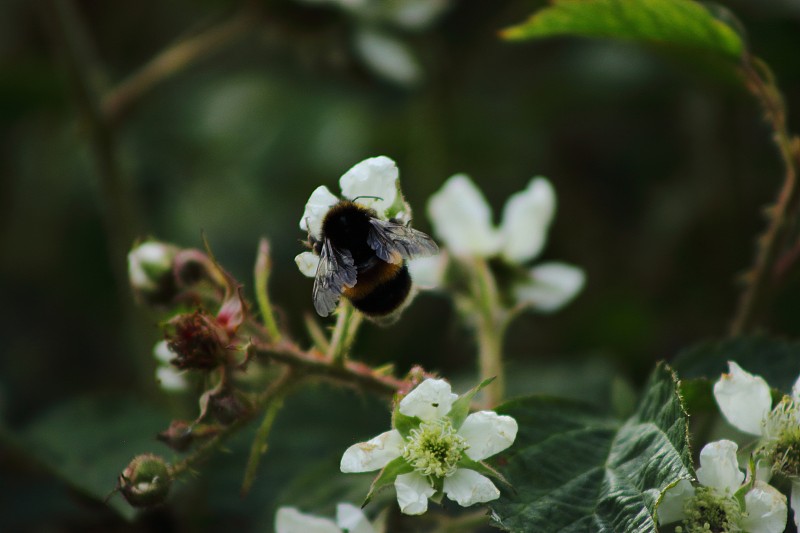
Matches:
[17,0,800,532]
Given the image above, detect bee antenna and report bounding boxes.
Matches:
[352,195,384,202]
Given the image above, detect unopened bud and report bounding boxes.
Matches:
[167,311,228,370]
[209,390,252,425]
[128,241,178,304]
[118,454,171,507]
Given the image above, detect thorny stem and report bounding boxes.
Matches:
[470,258,509,408]
[254,239,282,342]
[730,54,800,336]
[327,300,363,365]
[255,339,402,397]
[101,10,257,124]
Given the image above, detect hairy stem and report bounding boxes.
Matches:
[255,339,403,397]
[730,55,800,335]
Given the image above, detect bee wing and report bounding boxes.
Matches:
[367,218,439,264]
[313,239,357,317]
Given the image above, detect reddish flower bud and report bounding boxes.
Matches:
[118,454,171,508]
[167,311,229,370]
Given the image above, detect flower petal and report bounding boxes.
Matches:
[792,480,800,528]
[499,177,556,263]
[354,30,422,87]
[713,361,771,436]
[513,262,585,313]
[339,156,398,216]
[742,481,787,533]
[156,366,188,392]
[398,379,458,421]
[792,373,800,402]
[656,479,694,525]
[458,411,518,461]
[407,254,447,290]
[696,439,744,494]
[427,174,500,257]
[443,469,500,507]
[300,185,340,239]
[153,340,174,364]
[335,503,375,533]
[395,472,435,515]
[340,430,404,473]
[275,507,341,533]
[295,252,320,278]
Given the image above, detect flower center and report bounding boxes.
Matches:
[762,397,800,478]
[403,419,467,478]
[678,487,742,533]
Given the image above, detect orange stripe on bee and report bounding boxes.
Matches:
[343,262,402,300]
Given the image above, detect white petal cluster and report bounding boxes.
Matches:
[713,361,800,527]
[275,503,376,533]
[657,440,786,533]
[340,378,517,515]
[128,241,176,292]
[425,174,584,311]
[153,340,187,392]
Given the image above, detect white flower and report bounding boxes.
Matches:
[354,30,422,86]
[296,155,406,278]
[128,241,176,292]
[426,174,584,311]
[340,378,517,515]
[153,341,187,392]
[657,440,787,533]
[275,504,376,533]
[295,156,438,293]
[714,361,800,527]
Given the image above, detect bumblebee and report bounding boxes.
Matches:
[308,200,439,318]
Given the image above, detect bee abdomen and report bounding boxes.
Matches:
[346,265,412,317]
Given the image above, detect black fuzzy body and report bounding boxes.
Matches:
[318,201,412,316]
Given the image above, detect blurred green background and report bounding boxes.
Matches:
[1,0,799,530]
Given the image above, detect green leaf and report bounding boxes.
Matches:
[672,335,800,394]
[489,363,692,533]
[8,395,172,520]
[448,377,496,429]
[392,410,421,438]
[502,0,744,60]
[362,456,413,507]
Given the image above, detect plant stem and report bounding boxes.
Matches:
[470,258,509,407]
[47,0,139,293]
[254,239,282,342]
[254,339,403,397]
[730,55,800,336]
[241,388,285,496]
[101,11,257,124]
[169,371,294,478]
[327,301,363,364]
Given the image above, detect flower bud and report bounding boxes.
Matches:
[128,241,178,304]
[167,311,229,370]
[118,454,171,508]
[208,390,252,425]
